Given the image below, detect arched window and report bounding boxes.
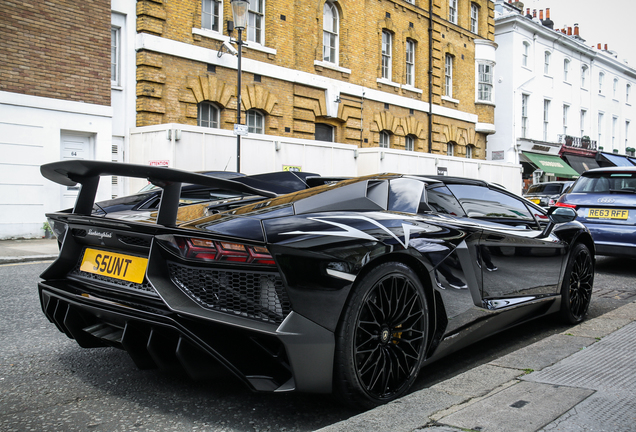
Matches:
[315,123,334,142]
[613,78,619,99]
[581,65,588,88]
[323,1,339,64]
[522,42,530,67]
[563,59,570,82]
[405,135,415,151]
[197,102,220,128]
[466,145,474,159]
[470,3,479,34]
[247,109,264,134]
[544,51,551,75]
[445,54,453,97]
[599,72,605,94]
[447,142,455,156]
[627,84,631,104]
[381,30,392,80]
[379,131,390,148]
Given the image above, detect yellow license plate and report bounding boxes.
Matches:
[80,248,148,283]
[530,198,540,204]
[587,208,629,220]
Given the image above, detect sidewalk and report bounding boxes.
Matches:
[0,238,59,264]
[317,301,636,432]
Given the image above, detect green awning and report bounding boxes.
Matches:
[521,152,580,178]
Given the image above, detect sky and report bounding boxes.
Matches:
[526,0,636,67]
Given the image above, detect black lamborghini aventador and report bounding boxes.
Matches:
[39,161,595,409]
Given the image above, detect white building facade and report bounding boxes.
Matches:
[490,1,636,190]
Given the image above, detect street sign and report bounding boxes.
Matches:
[233,124,248,136]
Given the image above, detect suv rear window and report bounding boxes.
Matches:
[572,173,636,193]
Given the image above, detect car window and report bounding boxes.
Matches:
[572,173,636,193]
[447,184,534,221]
[388,178,424,214]
[527,184,544,194]
[542,184,563,194]
[424,185,467,216]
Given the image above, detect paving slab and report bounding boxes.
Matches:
[489,334,595,372]
[430,363,523,399]
[432,381,594,432]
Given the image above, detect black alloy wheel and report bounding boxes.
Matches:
[560,243,594,324]
[334,262,428,408]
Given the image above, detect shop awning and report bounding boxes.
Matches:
[598,152,635,167]
[562,154,600,174]
[521,152,580,178]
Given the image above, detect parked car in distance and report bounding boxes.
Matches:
[555,167,636,257]
[40,161,595,409]
[523,181,574,209]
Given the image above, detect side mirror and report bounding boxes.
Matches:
[539,207,577,238]
[548,207,577,224]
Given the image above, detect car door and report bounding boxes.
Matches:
[446,184,566,304]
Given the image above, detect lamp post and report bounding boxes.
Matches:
[231,0,249,173]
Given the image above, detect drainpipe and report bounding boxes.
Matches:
[428,0,433,153]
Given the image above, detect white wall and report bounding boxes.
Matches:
[0,91,112,239]
[130,124,523,193]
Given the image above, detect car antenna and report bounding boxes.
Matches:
[223,157,232,172]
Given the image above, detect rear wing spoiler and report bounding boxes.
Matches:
[41,160,278,226]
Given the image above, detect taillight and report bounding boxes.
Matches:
[555,202,577,209]
[167,236,275,266]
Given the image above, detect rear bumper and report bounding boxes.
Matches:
[585,223,636,257]
[39,280,334,394]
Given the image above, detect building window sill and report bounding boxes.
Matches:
[314,60,351,75]
[192,28,277,55]
[476,100,495,106]
[442,95,460,104]
[377,78,401,88]
[402,84,423,94]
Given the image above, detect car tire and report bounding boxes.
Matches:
[559,243,594,324]
[333,261,429,409]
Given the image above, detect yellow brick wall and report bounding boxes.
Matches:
[136,0,495,158]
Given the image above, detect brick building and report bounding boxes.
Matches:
[134,0,496,158]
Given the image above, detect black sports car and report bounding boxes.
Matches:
[39,161,595,408]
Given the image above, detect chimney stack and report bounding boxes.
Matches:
[539,9,544,20]
[605,43,608,51]
[574,24,579,36]
[597,43,602,49]
[567,27,572,36]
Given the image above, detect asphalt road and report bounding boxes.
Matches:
[0,257,634,432]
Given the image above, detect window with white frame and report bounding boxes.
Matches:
[379,130,390,148]
[447,142,454,156]
[466,145,473,158]
[627,84,632,104]
[381,30,392,80]
[580,109,587,137]
[405,135,415,151]
[626,120,630,148]
[477,62,492,102]
[612,116,618,148]
[599,72,605,94]
[522,42,530,67]
[201,0,221,31]
[581,65,588,88]
[405,39,415,86]
[247,0,264,44]
[323,1,339,64]
[598,112,604,144]
[543,99,550,141]
[470,3,479,33]
[111,26,121,86]
[197,102,220,128]
[563,104,569,135]
[521,94,529,138]
[613,78,619,99]
[247,110,264,134]
[445,54,453,97]
[564,59,570,82]
[544,51,551,75]
[449,0,457,24]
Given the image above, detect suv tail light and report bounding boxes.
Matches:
[555,202,577,209]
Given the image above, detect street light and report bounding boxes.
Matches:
[231,0,249,172]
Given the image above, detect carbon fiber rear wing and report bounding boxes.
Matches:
[41,160,278,226]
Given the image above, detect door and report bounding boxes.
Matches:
[60,132,93,210]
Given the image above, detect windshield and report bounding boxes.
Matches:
[572,172,636,193]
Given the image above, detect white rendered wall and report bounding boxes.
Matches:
[0,92,112,239]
